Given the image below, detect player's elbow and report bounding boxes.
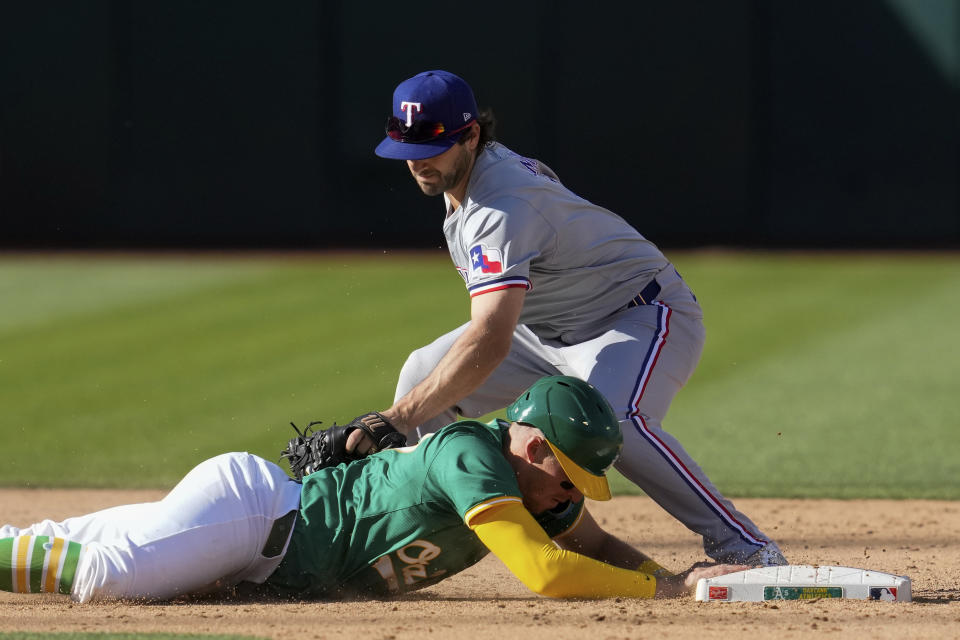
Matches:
[486,332,513,363]
[518,562,584,599]
[467,322,513,364]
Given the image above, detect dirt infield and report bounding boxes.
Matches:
[1,490,957,639]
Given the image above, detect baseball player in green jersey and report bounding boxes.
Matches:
[371,70,787,567]
[1,377,745,602]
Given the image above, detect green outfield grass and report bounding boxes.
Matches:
[1,251,957,498]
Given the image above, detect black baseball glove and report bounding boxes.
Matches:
[280,412,407,480]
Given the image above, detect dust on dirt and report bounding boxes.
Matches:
[1,490,957,639]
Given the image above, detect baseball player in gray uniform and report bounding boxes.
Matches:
[369,70,786,566]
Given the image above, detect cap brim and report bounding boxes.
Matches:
[545,441,612,501]
[374,135,457,160]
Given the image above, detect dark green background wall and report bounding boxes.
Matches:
[1,1,957,248]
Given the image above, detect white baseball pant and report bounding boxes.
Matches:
[0,453,301,602]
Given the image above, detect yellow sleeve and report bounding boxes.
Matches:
[470,502,657,599]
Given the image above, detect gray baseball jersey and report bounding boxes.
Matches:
[397,142,780,565]
[443,142,672,341]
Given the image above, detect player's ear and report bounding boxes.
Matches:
[524,436,550,464]
[462,121,480,152]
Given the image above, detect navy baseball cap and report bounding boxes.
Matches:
[374,70,479,161]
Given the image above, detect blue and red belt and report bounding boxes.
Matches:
[627,279,661,308]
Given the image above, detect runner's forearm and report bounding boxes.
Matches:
[472,503,659,599]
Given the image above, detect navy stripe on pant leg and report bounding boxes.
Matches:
[626,301,767,549]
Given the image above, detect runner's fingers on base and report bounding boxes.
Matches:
[684,563,750,588]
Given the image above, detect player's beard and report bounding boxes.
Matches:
[412,146,472,197]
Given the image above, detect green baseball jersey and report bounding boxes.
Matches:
[263,419,582,599]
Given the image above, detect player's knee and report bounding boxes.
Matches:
[395,346,438,400]
[194,452,257,477]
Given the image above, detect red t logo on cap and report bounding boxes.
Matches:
[400,101,422,127]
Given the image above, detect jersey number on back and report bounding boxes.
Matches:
[370,539,447,593]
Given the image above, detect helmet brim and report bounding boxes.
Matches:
[545,440,612,501]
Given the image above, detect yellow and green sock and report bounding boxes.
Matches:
[0,536,83,594]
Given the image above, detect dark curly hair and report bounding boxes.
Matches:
[458,107,497,157]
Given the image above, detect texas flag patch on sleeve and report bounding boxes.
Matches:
[469,244,503,274]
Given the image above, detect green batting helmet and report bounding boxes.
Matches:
[506,376,623,501]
